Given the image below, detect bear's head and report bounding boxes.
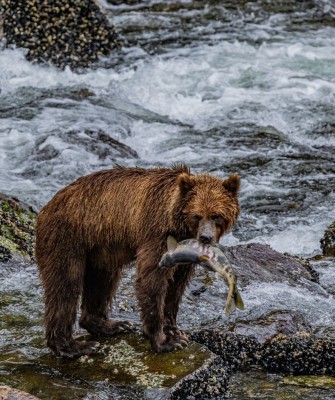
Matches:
[177,172,240,244]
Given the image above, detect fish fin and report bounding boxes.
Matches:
[224,298,236,315]
[199,255,210,261]
[234,288,245,310]
[167,235,178,254]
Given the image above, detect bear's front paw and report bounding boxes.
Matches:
[153,332,189,353]
[164,325,189,346]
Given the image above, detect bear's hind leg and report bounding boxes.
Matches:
[79,247,133,336]
[41,254,98,358]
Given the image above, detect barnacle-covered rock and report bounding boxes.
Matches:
[166,355,229,400]
[261,332,335,375]
[190,329,260,371]
[1,0,120,69]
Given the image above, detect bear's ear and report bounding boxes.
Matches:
[222,173,240,196]
[177,172,195,194]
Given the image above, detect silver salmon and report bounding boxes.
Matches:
[159,236,244,315]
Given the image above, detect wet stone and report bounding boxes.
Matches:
[229,371,335,400]
[221,243,316,288]
[229,310,312,344]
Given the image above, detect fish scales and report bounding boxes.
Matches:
[159,236,244,315]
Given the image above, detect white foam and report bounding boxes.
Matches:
[1,29,335,252]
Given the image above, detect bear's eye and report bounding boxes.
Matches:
[192,215,202,223]
[212,215,224,225]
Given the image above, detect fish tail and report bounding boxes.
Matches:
[224,286,244,315]
[224,297,236,315]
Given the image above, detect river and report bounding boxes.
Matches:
[1,1,335,399]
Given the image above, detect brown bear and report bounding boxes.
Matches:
[35,164,240,357]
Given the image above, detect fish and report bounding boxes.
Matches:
[159,236,244,315]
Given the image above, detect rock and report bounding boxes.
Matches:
[320,221,335,257]
[261,332,335,375]
[66,129,139,160]
[1,0,120,69]
[229,371,335,399]
[35,129,138,162]
[190,328,335,377]
[0,194,36,262]
[190,329,260,372]
[165,355,229,400]
[221,243,316,287]
[228,310,312,344]
[0,386,40,400]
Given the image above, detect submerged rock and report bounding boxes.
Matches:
[229,371,335,399]
[320,221,335,257]
[0,194,36,262]
[1,0,120,69]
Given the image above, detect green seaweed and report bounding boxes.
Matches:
[0,196,36,262]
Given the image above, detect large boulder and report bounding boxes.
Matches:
[1,0,119,69]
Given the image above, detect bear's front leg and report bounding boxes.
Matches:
[163,264,195,347]
[136,243,187,353]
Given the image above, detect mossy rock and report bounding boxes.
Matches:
[0,193,36,262]
[320,221,335,257]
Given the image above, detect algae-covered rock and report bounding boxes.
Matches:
[1,0,120,69]
[229,371,335,399]
[0,193,36,262]
[320,221,335,257]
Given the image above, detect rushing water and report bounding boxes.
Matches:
[1,1,335,399]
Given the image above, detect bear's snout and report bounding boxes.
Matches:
[197,219,216,244]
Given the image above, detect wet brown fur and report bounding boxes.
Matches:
[35,164,240,356]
